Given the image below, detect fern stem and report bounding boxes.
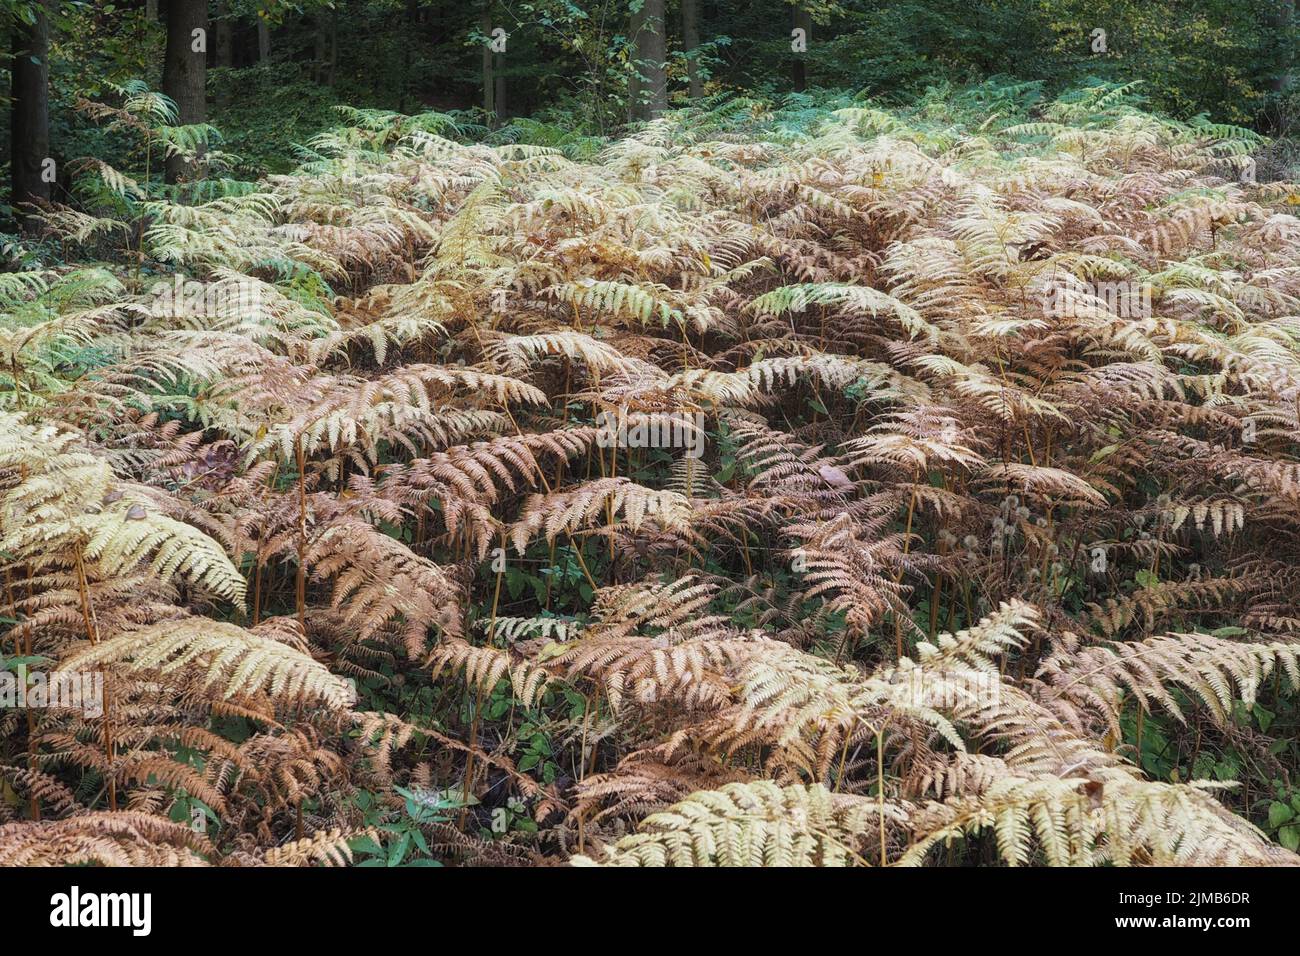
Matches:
[251,553,263,627]
[295,438,308,630]
[893,477,919,660]
[876,725,887,866]
[73,544,116,812]
[1134,704,1145,770]
[9,357,23,410]
[459,531,507,831]
[568,536,601,593]
[5,569,39,820]
[834,715,858,792]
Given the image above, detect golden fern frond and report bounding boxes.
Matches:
[429,639,552,708]
[1038,629,1300,731]
[0,812,213,866]
[749,282,935,340]
[58,618,356,710]
[77,504,247,605]
[508,478,694,552]
[260,828,377,867]
[904,771,1298,867]
[307,519,465,651]
[572,781,898,867]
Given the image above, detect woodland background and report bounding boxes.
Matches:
[2,0,1299,215]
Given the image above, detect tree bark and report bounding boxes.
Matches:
[627,1,645,121]
[313,12,327,84]
[641,0,668,117]
[214,0,233,108]
[682,0,702,100]
[400,0,418,111]
[792,5,812,93]
[494,53,507,122]
[326,11,338,86]
[257,18,271,62]
[215,1,233,68]
[629,0,667,120]
[481,7,495,118]
[1268,0,1295,94]
[162,0,208,185]
[10,0,53,229]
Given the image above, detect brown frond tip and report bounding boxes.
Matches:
[259,828,378,867]
[0,812,213,866]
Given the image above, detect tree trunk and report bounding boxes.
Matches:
[257,18,271,62]
[214,0,233,108]
[327,12,338,86]
[313,12,327,84]
[400,0,417,112]
[629,0,667,120]
[215,1,233,68]
[10,0,53,230]
[641,0,668,117]
[162,0,208,185]
[682,0,702,100]
[494,53,507,122]
[1268,0,1295,94]
[147,0,159,19]
[627,1,645,121]
[481,7,495,118]
[792,6,812,93]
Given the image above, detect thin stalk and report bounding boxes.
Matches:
[295,438,308,630]
[74,544,115,812]
[459,530,508,830]
[876,724,888,866]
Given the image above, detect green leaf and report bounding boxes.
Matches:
[348,835,383,856]
[1212,758,1238,781]
[506,568,525,600]
[387,831,412,866]
[1253,704,1274,733]
[168,798,190,823]
[1268,801,1295,828]
[412,829,431,855]
[1,655,51,672]
[1280,824,1300,852]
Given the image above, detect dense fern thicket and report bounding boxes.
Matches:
[5,84,1300,867]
